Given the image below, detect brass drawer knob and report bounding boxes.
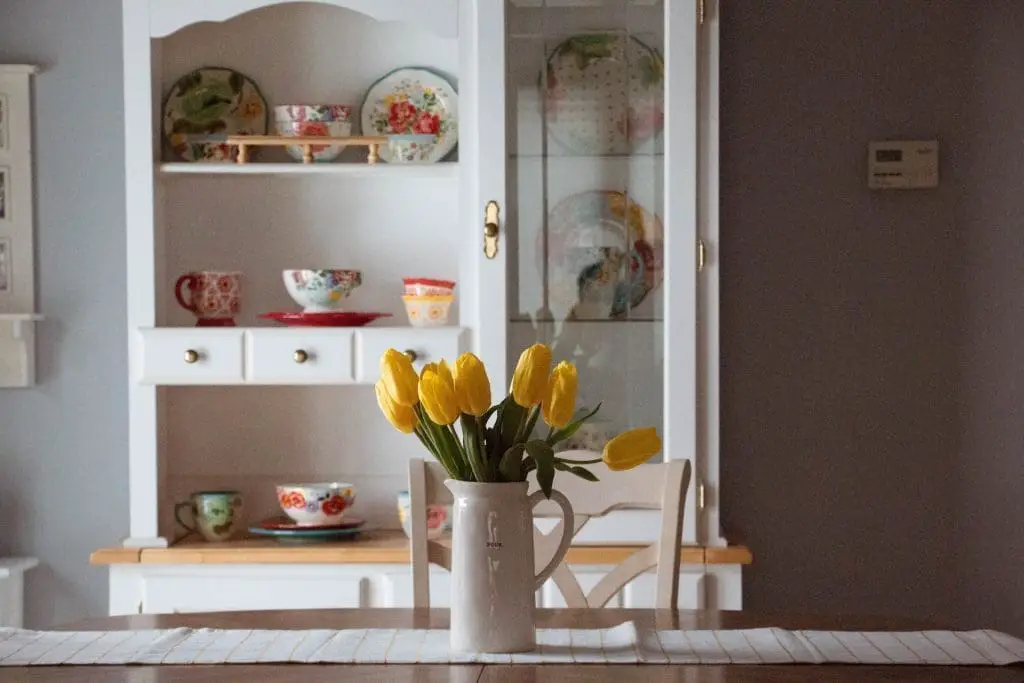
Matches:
[293,349,309,364]
[183,349,199,364]
[403,349,418,362]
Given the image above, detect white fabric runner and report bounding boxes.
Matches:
[2,624,1023,666]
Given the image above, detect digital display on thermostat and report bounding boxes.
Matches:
[876,149,902,163]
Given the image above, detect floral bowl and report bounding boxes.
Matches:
[277,483,356,527]
[403,277,456,297]
[387,134,437,164]
[397,490,453,540]
[275,120,353,163]
[402,294,453,327]
[274,105,353,124]
[284,269,362,312]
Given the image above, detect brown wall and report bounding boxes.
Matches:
[721,0,1024,635]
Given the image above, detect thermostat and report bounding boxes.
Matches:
[867,140,939,189]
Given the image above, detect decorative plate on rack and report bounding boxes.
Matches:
[541,191,663,319]
[360,67,458,163]
[162,67,268,162]
[260,312,392,327]
[544,34,664,156]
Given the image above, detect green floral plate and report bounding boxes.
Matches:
[544,34,664,155]
[162,67,268,162]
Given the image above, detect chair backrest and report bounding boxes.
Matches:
[407,454,692,609]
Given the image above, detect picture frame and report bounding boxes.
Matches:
[0,165,8,221]
[0,93,7,150]
[0,237,10,294]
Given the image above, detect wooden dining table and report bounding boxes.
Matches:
[8,608,1020,682]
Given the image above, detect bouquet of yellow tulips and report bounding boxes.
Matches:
[375,343,662,498]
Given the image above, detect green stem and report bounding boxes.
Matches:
[513,405,538,443]
[458,416,488,483]
[415,406,459,478]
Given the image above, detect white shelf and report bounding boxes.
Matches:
[158,162,458,178]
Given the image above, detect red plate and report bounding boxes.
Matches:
[260,311,392,327]
[256,516,365,531]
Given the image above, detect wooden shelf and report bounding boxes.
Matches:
[159,162,458,177]
[90,530,752,567]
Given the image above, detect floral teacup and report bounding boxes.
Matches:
[397,490,453,540]
[277,483,356,527]
[283,269,362,312]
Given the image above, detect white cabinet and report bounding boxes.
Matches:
[246,329,355,384]
[0,558,38,628]
[139,329,245,385]
[114,0,732,614]
[110,562,715,615]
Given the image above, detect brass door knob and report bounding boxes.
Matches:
[484,200,500,259]
[183,349,199,364]
[293,349,309,364]
[403,349,418,362]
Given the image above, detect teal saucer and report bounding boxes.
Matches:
[248,524,368,544]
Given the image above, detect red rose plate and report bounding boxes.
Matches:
[256,516,365,531]
[260,311,392,327]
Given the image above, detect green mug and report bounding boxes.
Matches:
[175,491,243,542]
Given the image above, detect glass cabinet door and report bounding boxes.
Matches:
[467,0,699,542]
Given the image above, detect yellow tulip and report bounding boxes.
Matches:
[453,353,491,416]
[418,363,460,425]
[510,343,552,407]
[542,361,577,429]
[602,427,662,471]
[375,379,418,434]
[380,349,419,407]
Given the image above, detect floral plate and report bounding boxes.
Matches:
[361,67,458,163]
[544,34,664,155]
[542,191,664,319]
[163,67,268,162]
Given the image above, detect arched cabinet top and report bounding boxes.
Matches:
[148,0,459,39]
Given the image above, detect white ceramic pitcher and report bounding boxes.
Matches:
[445,480,574,654]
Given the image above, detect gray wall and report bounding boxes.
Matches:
[0,0,1021,633]
[0,0,128,627]
[721,0,1024,636]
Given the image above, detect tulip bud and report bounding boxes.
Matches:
[375,379,418,434]
[453,353,492,417]
[510,343,552,408]
[379,349,419,407]
[541,361,577,429]
[418,363,460,425]
[602,427,662,471]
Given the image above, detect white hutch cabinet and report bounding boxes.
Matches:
[99,0,741,615]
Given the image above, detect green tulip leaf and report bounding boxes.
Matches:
[548,403,602,445]
[499,444,526,482]
[526,440,556,498]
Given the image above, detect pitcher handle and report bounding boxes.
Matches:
[529,489,575,588]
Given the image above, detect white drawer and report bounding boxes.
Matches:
[138,329,244,385]
[245,329,354,384]
[356,328,467,382]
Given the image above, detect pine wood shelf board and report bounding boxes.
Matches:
[90,531,752,567]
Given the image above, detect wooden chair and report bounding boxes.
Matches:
[408,455,692,609]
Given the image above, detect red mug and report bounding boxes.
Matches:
[175,271,242,327]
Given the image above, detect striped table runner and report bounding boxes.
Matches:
[2,624,1023,666]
